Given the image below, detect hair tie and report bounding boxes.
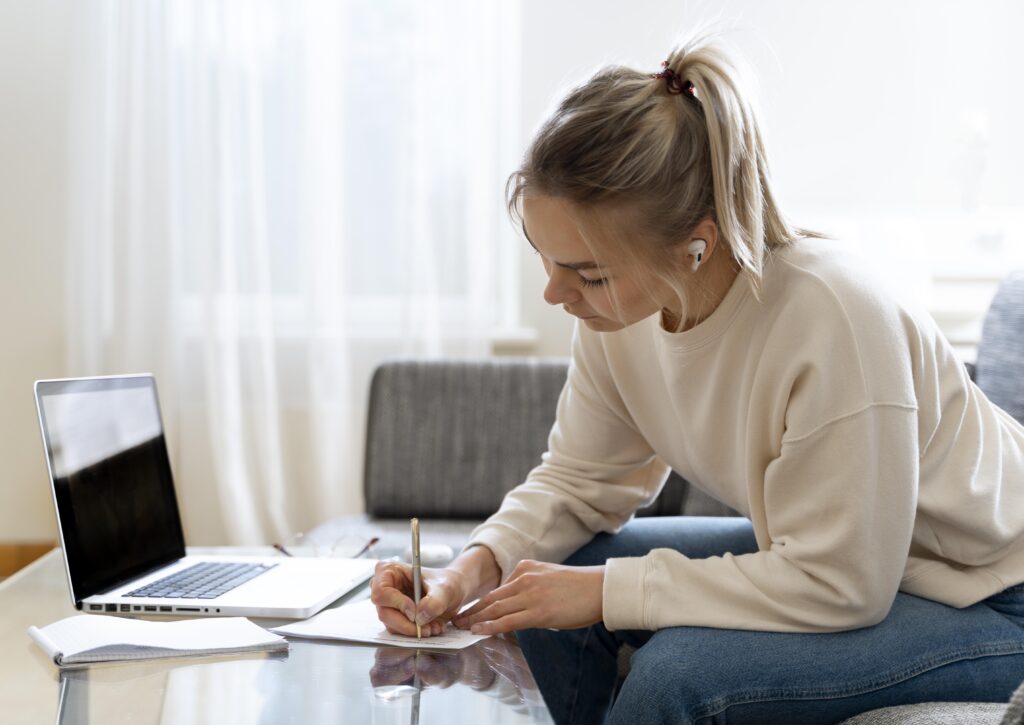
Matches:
[653,61,696,98]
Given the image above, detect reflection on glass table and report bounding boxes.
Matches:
[5,548,552,724]
[55,634,553,724]
[369,635,550,723]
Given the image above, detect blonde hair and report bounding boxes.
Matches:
[506,31,828,330]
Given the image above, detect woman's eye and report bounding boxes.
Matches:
[580,277,607,288]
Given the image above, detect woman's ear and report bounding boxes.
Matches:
[690,217,718,254]
[675,217,718,271]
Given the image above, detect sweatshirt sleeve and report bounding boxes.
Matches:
[464,325,670,581]
[603,403,919,632]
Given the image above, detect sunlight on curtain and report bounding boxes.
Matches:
[67,0,522,544]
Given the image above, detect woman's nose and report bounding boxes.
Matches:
[543,268,580,306]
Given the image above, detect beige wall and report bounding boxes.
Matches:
[0,0,70,542]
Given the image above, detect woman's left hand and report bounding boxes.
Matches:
[452,560,604,634]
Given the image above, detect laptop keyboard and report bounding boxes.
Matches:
[125,562,277,600]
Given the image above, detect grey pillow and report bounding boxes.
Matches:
[975,271,1024,425]
[837,677,1024,724]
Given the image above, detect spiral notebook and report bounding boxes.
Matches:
[28,614,287,668]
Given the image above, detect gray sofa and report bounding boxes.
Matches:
[316,361,738,554]
[312,271,1024,724]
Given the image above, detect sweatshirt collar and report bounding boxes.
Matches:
[651,270,751,353]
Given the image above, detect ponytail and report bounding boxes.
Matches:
[664,35,821,292]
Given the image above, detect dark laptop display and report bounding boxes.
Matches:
[35,376,185,605]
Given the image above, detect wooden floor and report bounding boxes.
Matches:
[0,544,54,578]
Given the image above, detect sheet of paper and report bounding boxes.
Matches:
[270,599,491,650]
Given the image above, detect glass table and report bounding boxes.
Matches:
[0,548,553,724]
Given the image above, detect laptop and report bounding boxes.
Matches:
[34,373,375,619]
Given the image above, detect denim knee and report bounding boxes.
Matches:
[518,625,622,725]
[515,625,573,654]
[610,640,710,725]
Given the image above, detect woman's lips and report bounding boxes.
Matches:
[564,306,598,320]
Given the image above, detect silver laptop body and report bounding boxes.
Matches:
[34,374,374,619]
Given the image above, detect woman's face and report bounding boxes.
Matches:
[521,195,670,332]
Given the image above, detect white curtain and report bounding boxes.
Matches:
[67,0,522,544]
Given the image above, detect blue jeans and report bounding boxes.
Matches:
[517,517,1024,725]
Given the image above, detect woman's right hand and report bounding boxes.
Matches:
[370,545,503,637]
[370,560,470,637]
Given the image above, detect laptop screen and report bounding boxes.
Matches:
[35,376,185,604]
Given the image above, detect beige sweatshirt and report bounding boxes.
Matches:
[466,238,1024,633]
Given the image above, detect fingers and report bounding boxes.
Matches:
[415,586,456,626]
[456,580,514,619]
[451,560,552,634]
[371,560,419,633]
[453,577,524,628]
[454,560,541,623]
[467,609,535,635]
[376,604,449,637]
[455,592,526,631]
[374,559,413,586]
[415,569,467,625]
[455,596,489,622]
[372,560,413,595]
[376,604,420,636]
[422,619,447,637]
[371,561,466,637]
[371,562,417,622]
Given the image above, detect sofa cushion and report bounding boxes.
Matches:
[363,358,569,518]
[838,676,1024,724]
[975,270,1024,424]
[362,358,740,520]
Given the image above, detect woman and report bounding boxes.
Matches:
[370,33,1024,724]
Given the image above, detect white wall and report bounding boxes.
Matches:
[0,0,71,542]
[2,0,1022,542]
[517,0,1024,357]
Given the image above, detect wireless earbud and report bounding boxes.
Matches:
[688,239,707,272]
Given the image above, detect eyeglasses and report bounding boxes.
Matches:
[272,533,379,559]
